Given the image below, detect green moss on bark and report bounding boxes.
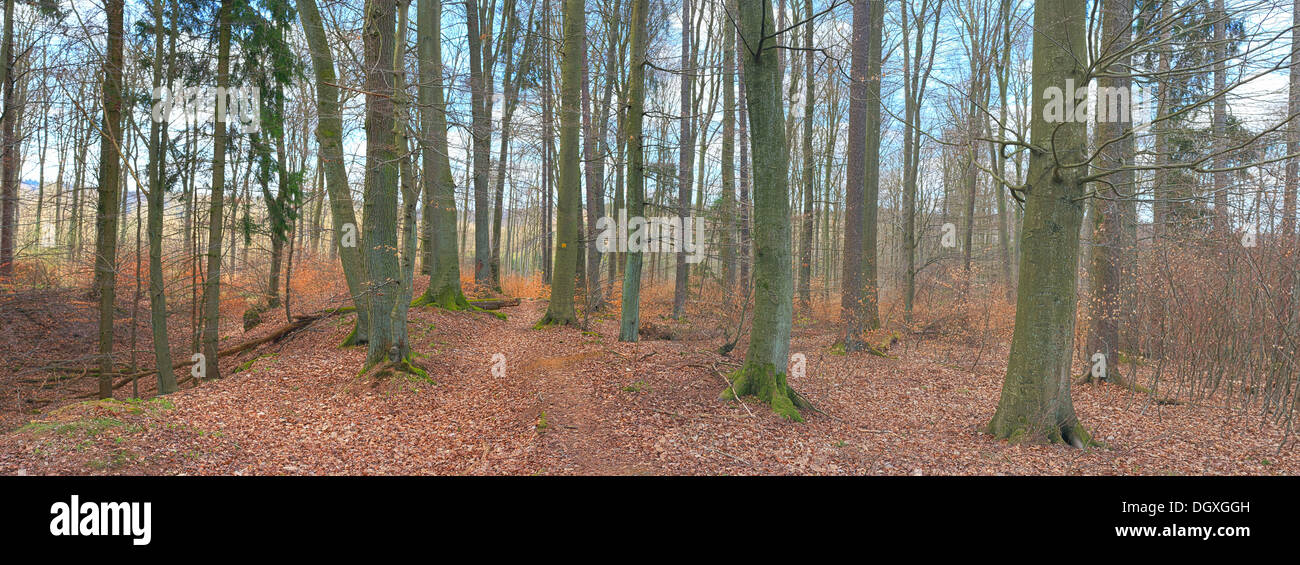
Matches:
[720,362,810,422]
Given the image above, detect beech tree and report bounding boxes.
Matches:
[986,0,1091,446]
[841,0,882,352]
[299,0,371,342]
[360,0,406,367]
[720,0,809,421]
[412,0,471,310]
[618,0,648,341]
[537,0,583,327]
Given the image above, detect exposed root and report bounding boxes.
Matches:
[719,361,808,422]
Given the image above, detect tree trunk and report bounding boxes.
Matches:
[722,0,808,421]
[671,0,694,319]
[413,0,471,310]
[618,0,649,341]
[467,0,493,287]
[797,0,815,310]
[362,0,405,367]
[299,0,372,343]
[200,0,233,383]
[987,0,1091,447]
[94,0,126,397]
[538,0,584,327]
[720,3,736,299]
[0,0,14,277]
[148,0,177,394]
[1084,0,1135,387]
[842,0,881,351]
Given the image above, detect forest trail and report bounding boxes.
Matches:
[467,299,652,474]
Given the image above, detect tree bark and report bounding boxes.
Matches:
[987,0,1091,447]
[722,0,808,421]
[618,0,649,341]
[538,0,584,327]
[362,0,404,367]
[298,0,371,344]
[93,0,127,397]
[148,0,177,394]
[413,0,471,310]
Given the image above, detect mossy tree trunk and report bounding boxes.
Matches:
[617,0,648,341]
[538,0,583,328]
[413,0,470,311]
[722,0,808,421]
[298,0,371,344]
[987,0,1091,447]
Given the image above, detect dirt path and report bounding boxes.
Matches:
[469,300,653,475]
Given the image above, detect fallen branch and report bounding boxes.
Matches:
[110,310,337,390]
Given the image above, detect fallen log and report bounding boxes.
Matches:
[111,311,332,390]
[468,298,521,310]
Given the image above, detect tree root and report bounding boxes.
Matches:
[719,361,810,422]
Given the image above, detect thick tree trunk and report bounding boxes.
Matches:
[362,0,405,367]
[842,0,881,351]
[987,0,1091,447]
[413,0,470,310]
[722,0,808,421]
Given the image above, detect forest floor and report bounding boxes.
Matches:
[1,275,1296,475]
